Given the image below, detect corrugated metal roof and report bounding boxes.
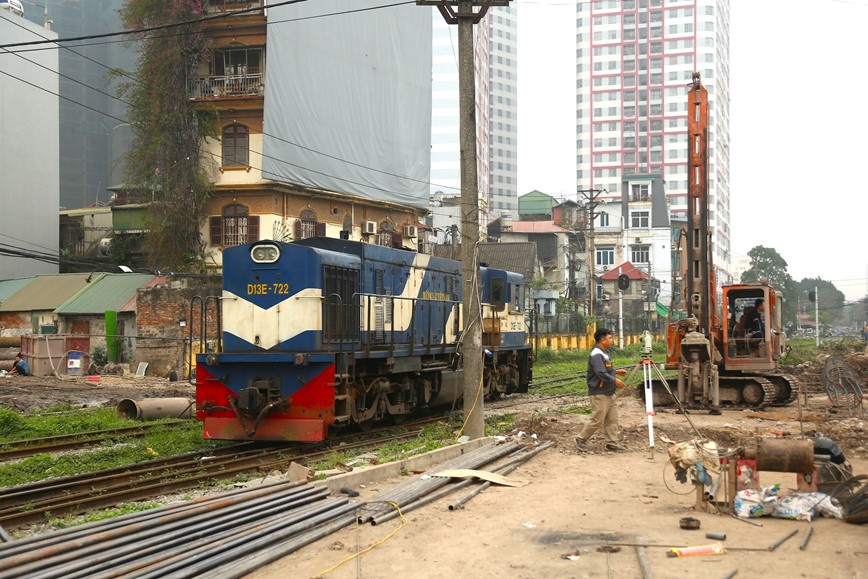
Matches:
[0,274,95,312]
[59,207,112,217]
[432,243,539,284]
[0,277,35,306]
[55,273,154,315]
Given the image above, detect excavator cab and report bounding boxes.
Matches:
[722,284,786,371]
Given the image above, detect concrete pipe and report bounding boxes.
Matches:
[0,337,21,349]
[0,361,13,372]
[116,398,194,420]
[0,350,20,361]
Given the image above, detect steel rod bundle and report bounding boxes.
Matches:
[358,441,522,523]
[38,487,333,579]
[0,480,356,579]
[371,441,553,525]
[0,440,552,579]
[445,440,554,512]
[0,480,309,573]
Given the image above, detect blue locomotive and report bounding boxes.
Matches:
[196,238,533,442]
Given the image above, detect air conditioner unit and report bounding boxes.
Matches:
[602,294,611,301]
[99,237,112,256]
[403,225,418,238]
[602,266,609,272]
[635,237,643,244]
[362,221,377,235]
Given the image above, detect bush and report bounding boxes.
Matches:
[0,408,25,436]
[91,345,108,366]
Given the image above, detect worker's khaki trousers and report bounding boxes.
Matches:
[578,393,619,444]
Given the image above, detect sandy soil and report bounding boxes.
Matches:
[249,395,868,579]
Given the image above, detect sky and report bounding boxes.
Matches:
[516,0,868,302]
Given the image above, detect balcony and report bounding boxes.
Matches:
[188,73,264,100]
[205,0,265,15]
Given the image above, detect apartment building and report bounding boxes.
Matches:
[575,0,732,283]
[430,5,518,238]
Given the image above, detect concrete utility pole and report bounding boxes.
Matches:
[578,188,606,317]
[418,0,509,440]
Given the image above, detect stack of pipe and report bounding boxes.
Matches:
[358,441,523,524]
[0,480,357,579]
[368,441,555,526]
[0,337,20,373]
[0,440,551,579]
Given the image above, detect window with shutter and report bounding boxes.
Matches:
[221,204,250,247]
[297,209,319,240]
[209,216,222,246]
[222,124,249,167]
[247,216,259,242]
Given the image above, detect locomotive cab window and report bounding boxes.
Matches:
[510,283,524,313]
[489,278,506,311]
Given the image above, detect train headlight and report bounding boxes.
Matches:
[251,244,280,263]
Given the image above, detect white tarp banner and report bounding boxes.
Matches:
[263,1,432,208]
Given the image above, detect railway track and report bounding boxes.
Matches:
[0,417,445,529]
[529,373,583,389]
[0,421,188,461]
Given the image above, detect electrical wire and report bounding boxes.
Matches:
[453,240,487,441]
[0,0,310,50]
[1,7,463,200]
[0,1,417,54]
[661,460,695,496]
[313,500,408,578]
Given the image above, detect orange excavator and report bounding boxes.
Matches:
[646,73,797,412]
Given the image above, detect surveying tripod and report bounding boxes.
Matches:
[619,332,704,457]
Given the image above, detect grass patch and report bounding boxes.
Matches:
[47,501,161,529]
[310,422,458,472]
[558,404,593,415]
[533,339,680,396]
[485,413,516,436]
[0,407,150,442]
[0,420,209,487]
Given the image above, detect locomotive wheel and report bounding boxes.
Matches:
[391,414,408,425]
[742,381,765,406]
[357,419,374,432]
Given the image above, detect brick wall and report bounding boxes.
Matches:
[135,278,221,377]
[0,312,31,337]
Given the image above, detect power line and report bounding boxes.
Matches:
[0,0,310,50]
[0,1,417,53]
[0,7,460,194]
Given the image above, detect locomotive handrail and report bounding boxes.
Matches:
[354,292,460,355]
[187,295,222,382]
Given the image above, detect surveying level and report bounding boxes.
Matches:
[622,331,703,457]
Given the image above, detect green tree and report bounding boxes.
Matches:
[797,278,845,325]
[740,246,797,327]
[115,0,213,271]
[529,275,553,292]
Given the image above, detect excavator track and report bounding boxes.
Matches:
[640,372,799,411]
[719,375,778,410]
[760,373,800,406]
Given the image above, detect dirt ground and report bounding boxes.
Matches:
[250,395,868,579]
[2,372,867,578]
[0,374,195,412]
